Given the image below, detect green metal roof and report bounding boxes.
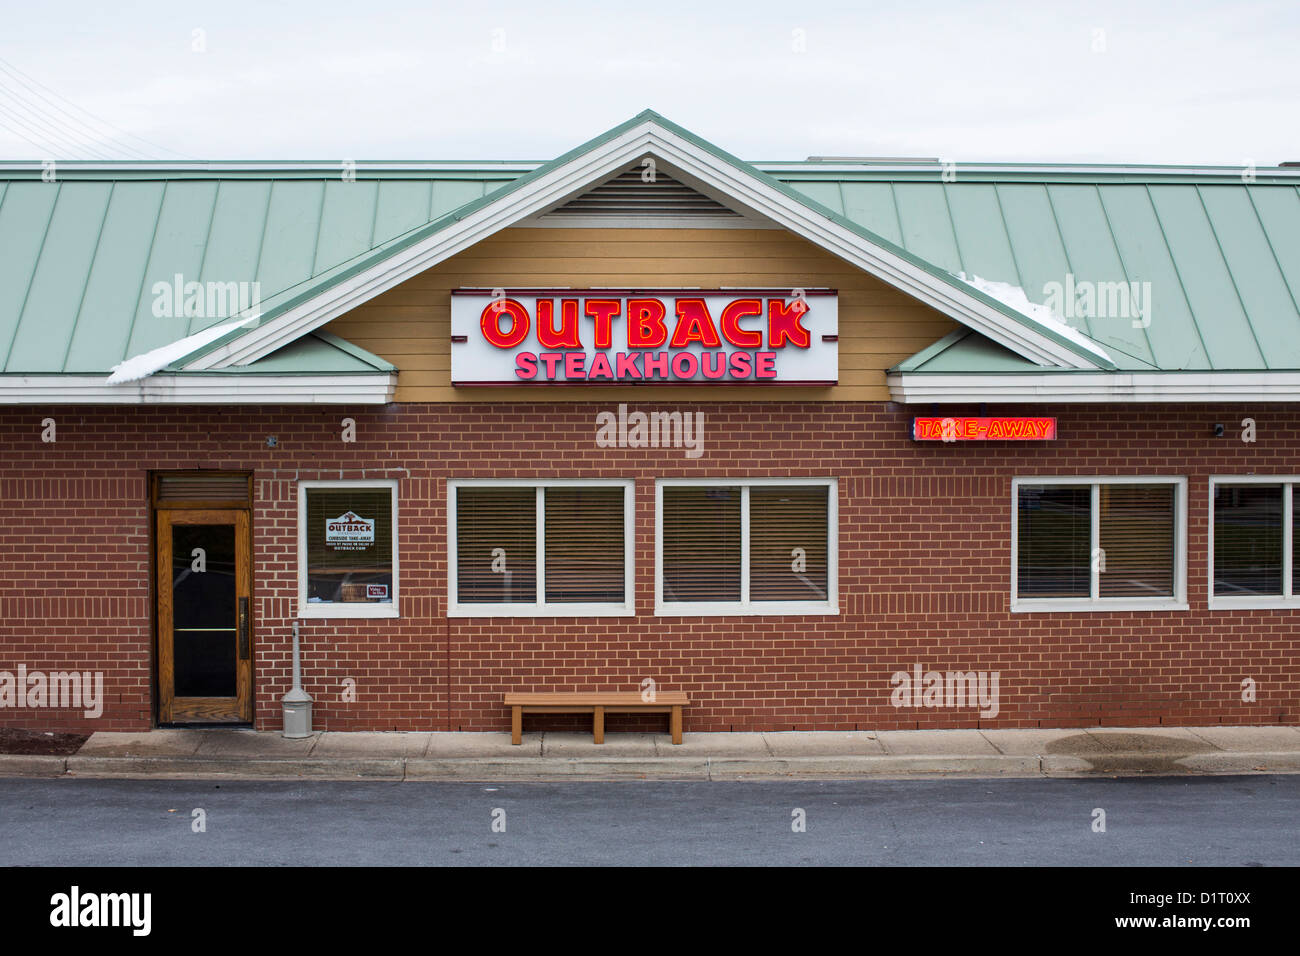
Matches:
[2,109,1299,378]
[0,175,509,374]
[788,179,1300,373]
[892,329,1045,373]
[217,330,394,375]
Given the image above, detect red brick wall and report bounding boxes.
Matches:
[0,402,1296,734]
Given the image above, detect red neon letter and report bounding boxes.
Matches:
[515,352,538,380]
[720,298,763,348]
[584,299,621,350]
[480,298,530,349]
[627,298,668,348]
[536,299,581,349]
[767,299,812,349]
[670,298,721,348]
[729,352,753,378]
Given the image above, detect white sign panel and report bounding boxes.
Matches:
[450,289,838,385]
[325,511,375,551]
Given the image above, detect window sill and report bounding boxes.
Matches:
[655,602,839,617]
[299,604,400,620]
[447,604,635,618]
[1011,599,1187,613]
[1207,597,1300,610]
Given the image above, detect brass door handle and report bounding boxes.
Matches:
[238,597,250,660]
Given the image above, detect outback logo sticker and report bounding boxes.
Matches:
[325,512,374,550]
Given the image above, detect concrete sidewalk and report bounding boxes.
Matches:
[4,725,1300,780]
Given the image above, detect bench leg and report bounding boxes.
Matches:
[593,706,605,744]
[670,705,682,745]
[511,706,522,745]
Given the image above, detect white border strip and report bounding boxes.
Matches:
[890,371,1300,403]
[0,373,396,404]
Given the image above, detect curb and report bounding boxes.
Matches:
[1177,752,1300,773]
[4,751,1300,781]
[706,755,1043,777]
[0,755,68,776]
[63,756,405,780]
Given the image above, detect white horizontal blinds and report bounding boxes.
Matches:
[750,485,829,601]
[662,486,741,602]
[455,487,537,603]
[544,487,624,603]
[1017,485,1090,598]
[305,488,393,603]
[1214,484,1283,595]
[1098,484,1175,597]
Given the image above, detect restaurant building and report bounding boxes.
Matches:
[1,110,1297,735]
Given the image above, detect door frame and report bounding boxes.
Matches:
[152,472,254,725]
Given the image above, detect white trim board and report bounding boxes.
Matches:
[889,371,1300,403]
[181,118,1101,373]
[0,373,396,405]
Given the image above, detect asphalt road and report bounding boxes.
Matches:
[0,774,1296,866]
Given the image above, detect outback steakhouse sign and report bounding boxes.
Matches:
[450,289,838,384]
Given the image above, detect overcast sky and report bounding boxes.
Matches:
[0,0,1296,165]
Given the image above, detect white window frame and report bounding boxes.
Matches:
[297,478,400,619]
[447,478,635,618]
[655,477,839,617]
[1207,475,1300,610]
[1010,476,1187,613]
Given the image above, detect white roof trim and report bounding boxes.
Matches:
[182,119,1101,372]
[888,370,1300,403]
[0,373,396,405]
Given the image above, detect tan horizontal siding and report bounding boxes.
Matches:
[323,226,957,403]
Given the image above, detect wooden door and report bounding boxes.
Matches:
[157,509,252,723]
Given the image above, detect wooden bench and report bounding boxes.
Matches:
[504,692,690,745]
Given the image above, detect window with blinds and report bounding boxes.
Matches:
[1099,484,1175,597]
[1016,485,1090,598]
[1213,482,1285,598]
[545,487,624,603]
[662,486,741,602]
[1013,478,1183,608]
[659,480,835,610]
[298,481,398,617]
[455,487,537,603]
[450,482,630,613]
[750,486,829,601]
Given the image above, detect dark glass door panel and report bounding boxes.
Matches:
[171,524,237,698]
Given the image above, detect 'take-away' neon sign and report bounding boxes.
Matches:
[912,417,1058,441]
